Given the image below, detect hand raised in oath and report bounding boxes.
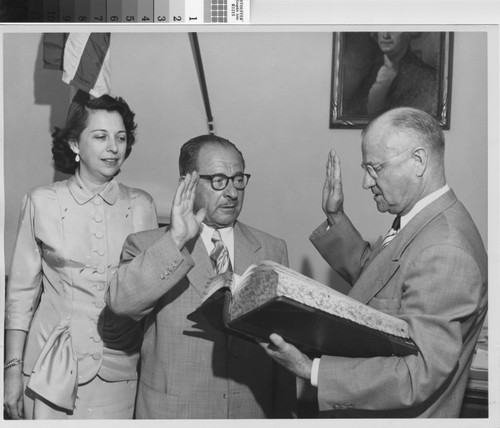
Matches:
[170,171,207,249]
[322,149,345,226]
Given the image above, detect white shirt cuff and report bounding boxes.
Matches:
[311,357,320,386]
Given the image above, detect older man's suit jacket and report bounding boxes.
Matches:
[107,221,296,419]
[309,189,487,418]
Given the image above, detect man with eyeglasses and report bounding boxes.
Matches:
[259,107,487,418]
[106,134,296,419]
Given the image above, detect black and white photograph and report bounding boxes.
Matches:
[0,2,498,427]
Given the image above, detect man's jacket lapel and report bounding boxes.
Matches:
[186,235,216,298]
[349,190,458,305]
[233,221,262,275]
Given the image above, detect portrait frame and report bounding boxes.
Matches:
[330,32,454,129]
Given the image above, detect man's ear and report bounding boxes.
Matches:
[413,147,427,177]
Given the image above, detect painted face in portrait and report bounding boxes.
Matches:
[361,124,422,216]
[70,109,128,187]
[376,32,412,59]
[194,144,245,228]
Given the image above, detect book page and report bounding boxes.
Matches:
[201,271,243,303]
[201,271,234,303]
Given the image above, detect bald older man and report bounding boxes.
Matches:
[260,107,487,418]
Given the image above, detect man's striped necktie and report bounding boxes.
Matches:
[381,215,401,249]
[210,229,232,274]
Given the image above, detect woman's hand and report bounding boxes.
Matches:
[4,366,24,419]
[170,171,206,249]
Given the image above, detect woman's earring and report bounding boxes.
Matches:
[75,153,80,163]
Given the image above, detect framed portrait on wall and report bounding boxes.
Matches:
[330,32,454,129]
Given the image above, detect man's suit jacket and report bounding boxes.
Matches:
[309,189,487,417]
[107,221,296,419]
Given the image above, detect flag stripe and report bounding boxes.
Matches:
[62,33,91,84]
[42,33,67,70]
[72,33,110,93]
[63,33,110,97]
[90,47,111,97]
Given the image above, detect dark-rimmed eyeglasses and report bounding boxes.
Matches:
[199,173,251,191]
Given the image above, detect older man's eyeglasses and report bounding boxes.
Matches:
[199,173,251,191]
[361,148,413,180]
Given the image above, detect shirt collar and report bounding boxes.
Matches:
[200,223,235,264]
[400,184,450,229]
[67,170,119,205]
[201,223,234,244]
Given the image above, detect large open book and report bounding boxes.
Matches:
[189,260,419,358]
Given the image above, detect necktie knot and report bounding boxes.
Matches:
[211,228,222,244]
[210,229,232,274]
[392,215,401,231]
[381,215,401,249]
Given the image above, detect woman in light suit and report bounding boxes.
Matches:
[4,94,158,419]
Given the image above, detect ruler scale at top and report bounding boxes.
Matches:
[48,0,250,23]
[139,0,155,22]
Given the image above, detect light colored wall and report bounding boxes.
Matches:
[3,31,489,292]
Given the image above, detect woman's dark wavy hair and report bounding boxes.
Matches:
[51,94,137,174]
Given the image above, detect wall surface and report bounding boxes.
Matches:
[2,30,490,292]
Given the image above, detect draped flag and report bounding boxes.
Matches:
[43,33,111,98]
[42,33,67,71]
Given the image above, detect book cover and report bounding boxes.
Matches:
[106,0,121,22]
[73,0,90,22]
[43,0,59,22]
[122,0,137,22]
[138,0,154,22]
[153,0,168,22]
[90,0,106,22]
[191,261,419,358]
